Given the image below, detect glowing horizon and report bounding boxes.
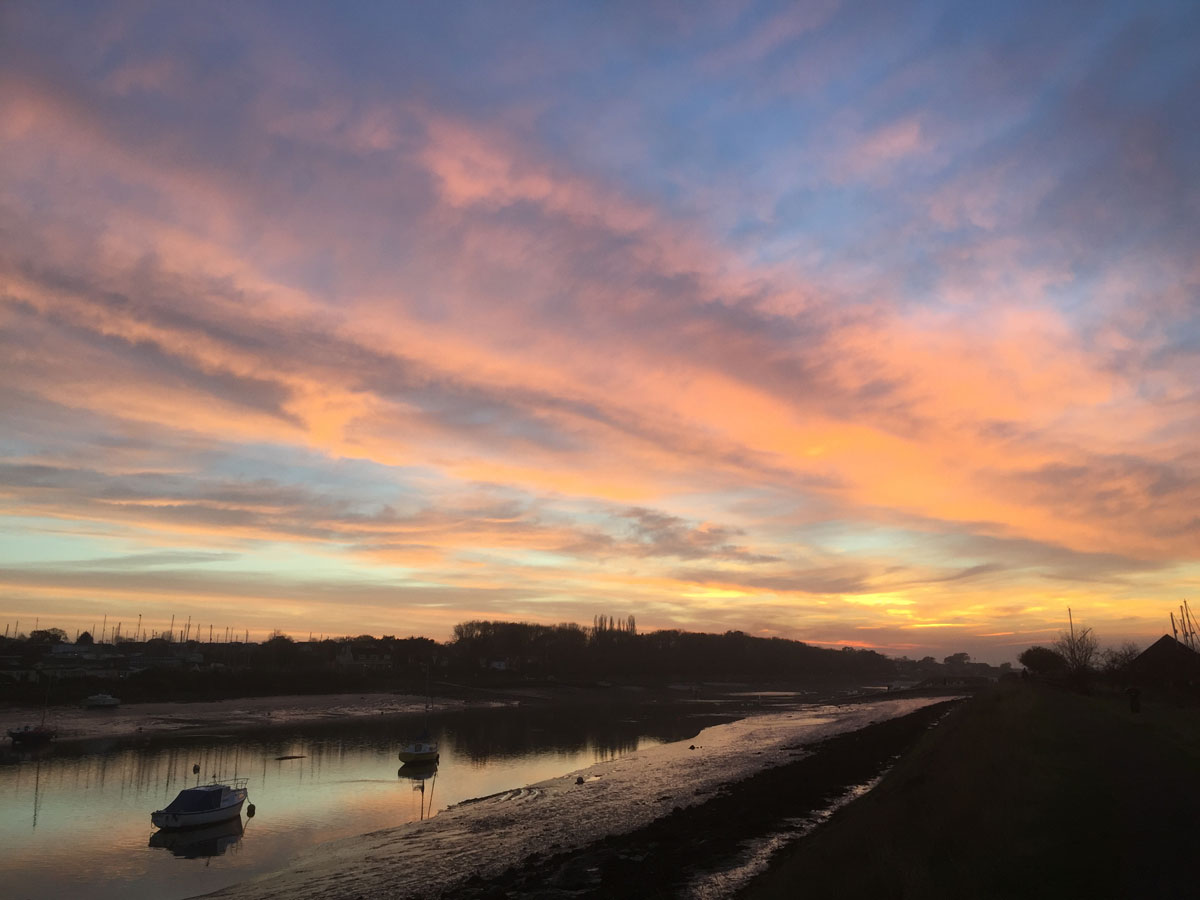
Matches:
[2,1,1197,663]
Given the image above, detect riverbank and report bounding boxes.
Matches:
[741,682,1200,899]
[1,692,447,746]
[197,696,954,900]
[1,680,869,747]
[440,698,962,899]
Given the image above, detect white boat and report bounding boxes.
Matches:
[398,738,439,764]
[151,779,248,829]
[82,693,121,709]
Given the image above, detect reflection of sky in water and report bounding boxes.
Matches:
[0,707,711,900]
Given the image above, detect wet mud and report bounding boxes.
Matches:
[202,696,957,900]
[442,698,961,899]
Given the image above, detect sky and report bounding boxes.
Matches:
[1,1,1197,663]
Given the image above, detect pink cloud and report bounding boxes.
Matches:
[832,115,932,181]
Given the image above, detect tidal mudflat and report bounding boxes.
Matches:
[205,696,952,900]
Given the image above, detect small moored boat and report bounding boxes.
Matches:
[151,779,248,829]
[7,724,56,746]
[398,737,439,764]
[82,693,121,709]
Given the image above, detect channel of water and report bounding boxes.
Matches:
[0,702,739,900]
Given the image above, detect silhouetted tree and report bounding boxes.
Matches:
[29,627,67,644]
[262,633,299,669]
[1018,645,1068,676]
[1101,641,1141,676]
[1054,626,1099,675]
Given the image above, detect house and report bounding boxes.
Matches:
[1127,635,1200,688]
[335,645,393,671]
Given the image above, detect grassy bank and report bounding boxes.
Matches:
[742,683,1200,900]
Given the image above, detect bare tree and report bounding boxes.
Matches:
[1101,641,1141,674]
[1054,626,1099,675]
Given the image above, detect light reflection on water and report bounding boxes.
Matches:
[0,704,730,900]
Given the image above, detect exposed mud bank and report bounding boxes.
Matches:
[202,696,958,900]
[440,699,961,899]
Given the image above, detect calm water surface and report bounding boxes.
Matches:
[1,703,733,900]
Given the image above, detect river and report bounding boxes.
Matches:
[0,701,741,900]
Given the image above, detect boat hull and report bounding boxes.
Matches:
[398,742,439,763]
[398,750,439,763]
[8,727,55,746]
[152,795,245,830]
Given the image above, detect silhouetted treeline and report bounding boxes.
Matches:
[0,619,1004,704]
[449,619,899,682]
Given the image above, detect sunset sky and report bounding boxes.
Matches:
[1,1,1197,662]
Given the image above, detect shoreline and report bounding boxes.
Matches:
[1,692,459,747]
[197,696,956,900]
[437,698,963,899]
[1,679,879,748]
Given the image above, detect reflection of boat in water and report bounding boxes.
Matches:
[149,816,244,858]
[152,779,248,829]
[7,725,56,746]
[398,759,439,781]
[398,758,438,820]
[398,737,439,764]
[82,693,121,709]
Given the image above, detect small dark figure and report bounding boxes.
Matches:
[575,776,584,785]
[1127,687,1141,714]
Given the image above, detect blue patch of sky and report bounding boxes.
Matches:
[211,544,400,580]
[0,520,129,566]
[506,550,582,569]
[791,519,993,570]
[0,515,420,582]
[204,444,437,503]
[772,187,895,255]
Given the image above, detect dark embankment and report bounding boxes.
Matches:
[442,699,961,899]
[742,683,1200,900]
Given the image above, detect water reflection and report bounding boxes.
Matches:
[0,702,731,900]
[148,817,245,859]
[398,760,438,820]
[398,759,439,781]
[441,703,725,763]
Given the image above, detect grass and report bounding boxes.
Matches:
[741,682,1200,899]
